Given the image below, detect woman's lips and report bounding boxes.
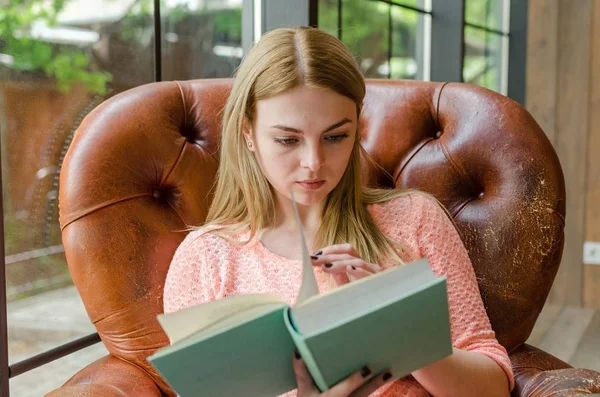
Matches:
[296,180,325,190]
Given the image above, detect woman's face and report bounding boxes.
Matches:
[245,85,357,207]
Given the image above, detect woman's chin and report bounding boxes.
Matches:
[291,190,327,206]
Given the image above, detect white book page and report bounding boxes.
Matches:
[158,293,284,344]
[290,189,320,305]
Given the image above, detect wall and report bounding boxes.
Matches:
[526,0,600,308]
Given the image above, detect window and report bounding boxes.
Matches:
[161,0,243,80]
[463,0,510,94]
[319,0,432,80]
[0,0,242,395]
[316,0,526,102]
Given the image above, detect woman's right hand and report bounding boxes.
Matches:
[293,351,393,397]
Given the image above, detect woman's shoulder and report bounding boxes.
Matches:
[366,191,447,239]
[176,224,249,257]
[367,190,437,221]
[179,225,219,245]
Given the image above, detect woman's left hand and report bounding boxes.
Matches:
[311,244,383,286]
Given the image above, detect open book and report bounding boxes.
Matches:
[148,191,453,397]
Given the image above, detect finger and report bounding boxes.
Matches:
[312,254,355,267]
[335,259,381,274]
[326,366,373,397]
[352,261,382,273]
[346,265,373,280]
[350,371,394,397]
[313,255,382,275]
[320,259,360,273]
[292,351,318,394]
[320,259,380,275]
[314,243,359,257]
[332,272,351,286]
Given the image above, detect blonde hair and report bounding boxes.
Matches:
[203,26,416,266]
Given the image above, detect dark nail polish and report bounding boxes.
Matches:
[382,372,392,381]
[294,349,301,359]
[311,256,318,260]
[360,366,371,378]
[313,250,323,256]
[324,263,332,268]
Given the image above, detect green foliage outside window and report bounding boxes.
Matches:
[118,1,241,45]
[463,0,506,91]
[319,0,421,79]
[0,0,112,94]
[0,0,242,95]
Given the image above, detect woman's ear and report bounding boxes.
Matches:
[242,118,255,151]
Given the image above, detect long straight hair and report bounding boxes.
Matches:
[202,27,416,266]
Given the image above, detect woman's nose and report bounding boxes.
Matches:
[300,143,324,171]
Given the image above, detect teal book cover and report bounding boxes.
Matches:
[149,304,299,397]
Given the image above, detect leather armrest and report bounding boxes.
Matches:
[511,344,600,396]
[44,354,173,397]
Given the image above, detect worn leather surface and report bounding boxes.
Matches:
[511,344,600,396]
[48,79,598,396]
[44,355,162,397]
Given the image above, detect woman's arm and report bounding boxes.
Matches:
[410,194,514,396]
[412,347,510,397]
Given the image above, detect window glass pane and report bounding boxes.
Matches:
[465,0,507,32]
[463,26,505,93]
[339,0,390,78]
[319,0,429,80]
[318,0,340,38]
[10,334,108,396]
[388,0,428,11]
[390,6,429,80]
[162,0,243,80]
[0,0,154,386]
[8,286,96,363]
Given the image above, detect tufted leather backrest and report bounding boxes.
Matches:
[59,79,565,394]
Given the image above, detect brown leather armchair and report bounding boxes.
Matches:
[48,79,600,396]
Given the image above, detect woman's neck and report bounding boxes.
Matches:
[272,194,323,234]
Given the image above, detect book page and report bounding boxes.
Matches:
[158,293,284,343]
[290,189,320,305]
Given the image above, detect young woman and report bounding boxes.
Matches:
[163,26,514,397]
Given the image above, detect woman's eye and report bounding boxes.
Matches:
[273,133,349,146]
[274,137,298,146]
[325,133,350,142]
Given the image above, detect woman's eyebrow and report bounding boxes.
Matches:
[270,118,352,134]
